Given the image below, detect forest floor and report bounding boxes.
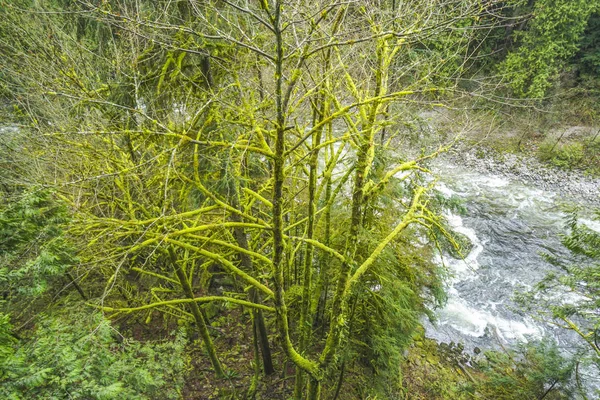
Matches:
[179,309,294,399]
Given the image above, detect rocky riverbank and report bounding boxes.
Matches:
[440,144,600,206]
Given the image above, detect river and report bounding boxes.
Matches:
[425,157,600,392]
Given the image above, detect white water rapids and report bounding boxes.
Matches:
[425,159,600,393]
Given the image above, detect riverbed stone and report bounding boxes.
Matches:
[441,145,600,206]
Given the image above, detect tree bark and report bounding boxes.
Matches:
[169,248,224,378]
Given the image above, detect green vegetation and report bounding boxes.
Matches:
[517,210,600,395]
[0,0,599,399]
[403,335,574,400]
[536,134,600,174]
[1,310,187,399]
[538,141,585,170]
[499,0,598,98]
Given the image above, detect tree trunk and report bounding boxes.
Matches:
[230,181,275,375]
[169,248,224,378]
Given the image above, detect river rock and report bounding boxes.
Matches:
[441,145,600,206]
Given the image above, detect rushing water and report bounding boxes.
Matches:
[425,159,599,369]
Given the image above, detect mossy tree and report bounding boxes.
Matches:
[1,0,507,398]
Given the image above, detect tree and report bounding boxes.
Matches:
[574,12,600,78]
[0,1,506,398]
[499,0,599,98]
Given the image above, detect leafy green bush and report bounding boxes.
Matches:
[582,136,600,175]
[0,313,17,372]
[402,338,574,400]
[538,141,585,169]
[476,340,574,400]
[0,311,187,400]
[401,337,475,400]
[0,189,76,301]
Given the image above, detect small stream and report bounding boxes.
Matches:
[425,158,600,390]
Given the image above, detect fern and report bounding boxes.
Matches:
[0,310,187,400]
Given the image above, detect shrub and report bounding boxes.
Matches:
[0,310,187,400]
[538,141,585,169]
